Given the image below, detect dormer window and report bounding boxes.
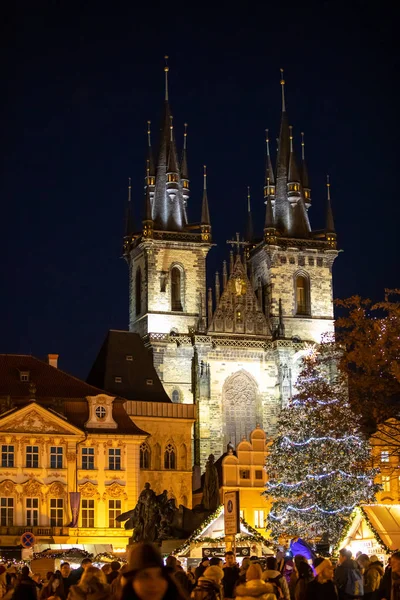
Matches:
[146,379,153,386]
[114,377,122,383]
[19,371,30,382]
[126,355,133,362]
[95,406,106,420]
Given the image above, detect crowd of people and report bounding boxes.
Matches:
[0,544,397,600]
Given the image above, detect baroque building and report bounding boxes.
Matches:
[123,65,339,468]
[0,354,147,551]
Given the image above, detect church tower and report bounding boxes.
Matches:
[123,59,212,338]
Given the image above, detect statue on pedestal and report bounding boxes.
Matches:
[201,454,220,511]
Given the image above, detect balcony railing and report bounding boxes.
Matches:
[0,525,69,536]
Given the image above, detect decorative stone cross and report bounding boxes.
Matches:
[226,232,247,254]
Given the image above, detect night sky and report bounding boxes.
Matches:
[2,2,398,379]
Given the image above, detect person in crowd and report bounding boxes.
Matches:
[237,558,252,586]
[67,566,110,600]
[69,559,93,586]
[294,562,314,600]
[165,555,193,595]
[60,564,73,597]
[10,566,38,600]
[223,551,240,600]
[378,550,400,600]
[282,558,295,586]
[106,562,120,586]
[357,554,383,600]
[289,555,308,599]
[276,552,285,574]
[194,559,210,583]
[111,564,131,599]
[236,562,275,600]
[262,556,290,600]
[119,542,188,600]
[191,565,224,600]
[40,572,66,600]
[209,558,223,569]
[334,549,363,600]
[305,558,337,600]
[187,566,196,586]
[101,566,111,579]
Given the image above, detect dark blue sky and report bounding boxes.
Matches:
[2,2,398,378]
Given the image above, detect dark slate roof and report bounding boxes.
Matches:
[87,330,172,403]
[0,354,146,436]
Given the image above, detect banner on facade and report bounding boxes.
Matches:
[224,490,240,535]
[66,492,81,527]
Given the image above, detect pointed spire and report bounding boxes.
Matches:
[147,120,155,179]
[264,186,277,245]
[167,115,179,177]
[229,250,234,274]
[280,68,286,112]
[201,165,211,226]
[264,129,275,200]
[325,175,336,240]
[222,260,228,290]
[181,122,189,185]
[274,69,291,234]
[245,186,254,242]
[164,55,169,102]
[215,271,220,303]
[125,177,134,237]
[300,131,311,206]
[288,125,301,185]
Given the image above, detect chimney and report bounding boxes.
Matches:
[47,354,59,369]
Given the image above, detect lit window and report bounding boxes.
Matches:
[82,447,95,470]
[20,371,30,382]
[164,444,176,470]
[26,498,39,526]
[26,446,39,468]
[109,499,122,528]
[0,497,14,526]
[140,443,150,469]
[382,476,391,492]
[50,447,63,469]
[295,274,310,316]
[1,445,14,468]
[146,379,153,386]
[254,510,265,528]
[126,355,133,361]
[381,451,390,463]
[81,499,95,528]
[50,498,64,527]
[108,448,121,471]
[114,377,122,383]
[96,406,106,419]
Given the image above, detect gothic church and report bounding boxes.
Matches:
[123,64,338,468]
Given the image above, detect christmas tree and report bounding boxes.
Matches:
[264,350,379,546]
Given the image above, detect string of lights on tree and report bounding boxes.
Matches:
[264,349,380,547]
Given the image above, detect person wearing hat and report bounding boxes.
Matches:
[191,565,224,600]
[235,563,276,599]
[305,558,338,600]
[119,542,187,600]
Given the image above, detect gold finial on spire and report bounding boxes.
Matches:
[164,55,169,101]
[280,68,286,112]
[267,174,270,196]
[184,122,188,150]
[128,177,132,202]
[169,115,173,141]
[147,120,151,147]
[326,174,331,200]
[301,131,305,160]
[247,186,251,212]
[146,159,150,178]
[203,164,207,189]
[289,125,294,152]
[265,128,270,156]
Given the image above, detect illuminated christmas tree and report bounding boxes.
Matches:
[264,351,379,547]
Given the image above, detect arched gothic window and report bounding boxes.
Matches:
[295,274,310,316]
[135,267,142,316]
[139,442,150,469]
[223,370,261,448]
[171,267,183,311]
[164,443,176,470]
[171,389,180,403]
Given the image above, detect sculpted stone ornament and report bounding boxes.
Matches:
[201,454,220,511]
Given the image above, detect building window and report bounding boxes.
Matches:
[20,371,30,382]
[0,497,14,526]
[171,267,183,311]
[96,406,107,419]
[1,445,14,468]
[381,451,390,463]
[135,267,142,316]
[146,379,153,385]
[26,446,39,468]
[171,389,180,403]
[240,469,251,479]
[81,499,95,528]
[164,444,176,470]
[295,274,310,316]
[50,498,64,527]
[254,510,265,528]
[382,476,391,492]
[108,448,121,471]
[26,498,39,526]
[255,470,263,480]
[82,447,95,470]
[109,499,122,528]
[126,355,133,361]
[140,443,150,469]
[50,447,63,469]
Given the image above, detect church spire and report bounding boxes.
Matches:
[301,131,311,207]
[146,120,155,180]
[264,129,275,202]
[125,177,134,238]
[181,122,190,209]
[201,165,211,242]
[245,186,254,242]
[274,68,291,234]
[288,125,302,199]
[164,54,169,101]
[325,175,336,248]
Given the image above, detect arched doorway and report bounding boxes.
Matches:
[222,370,260,448]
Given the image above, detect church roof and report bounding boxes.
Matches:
[0,354,146,435]
[87,330,172,403]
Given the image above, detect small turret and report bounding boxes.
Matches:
[146,121,156,203]
[200,165,211,242]
[264,184,277,245]
[166,116,180,201]
[222,260,228,290]
[143,174,154,239]
[215,271,220,303]
[325,174,336,248]
[301,132,311,208]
